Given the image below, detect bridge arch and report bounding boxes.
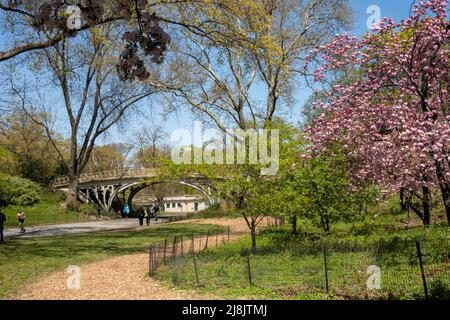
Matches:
[52,168,219,213]
[103,180,216,213]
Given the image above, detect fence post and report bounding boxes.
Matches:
[180,235,184,257]
[416,241,429,300]
[205,230,210,250]
[163,239,168,264]
[153,246,158,275]
[190,234,195,254]
[172,236,177,261]
[149,245,153,277]
[227,226,230,243]
[323,242,329,294]
[192,251,200,287]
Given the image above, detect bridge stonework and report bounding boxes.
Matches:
[52,168,217,213]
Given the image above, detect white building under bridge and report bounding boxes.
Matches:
[164,195,208,213]
[137,195,209,213]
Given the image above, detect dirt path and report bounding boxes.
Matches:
[14,217,270,300]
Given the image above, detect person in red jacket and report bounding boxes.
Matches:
[17,209,25,233]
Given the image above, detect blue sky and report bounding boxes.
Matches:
[123,0,420,147]
[350,0,418,35]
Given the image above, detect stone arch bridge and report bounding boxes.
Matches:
[51,168,217,213]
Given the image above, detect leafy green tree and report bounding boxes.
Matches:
[294,151,355,233]
[0,110,63,185]
[215,164,269,253]
[84,144,131,172]
[270,125,365,235]
[0,146,16,177]
[0,176,40,207]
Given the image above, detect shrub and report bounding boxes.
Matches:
[0,176,41,206]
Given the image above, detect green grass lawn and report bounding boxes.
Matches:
[0,223,223,299]
[154,222,450,300]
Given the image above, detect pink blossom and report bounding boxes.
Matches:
[305,0,450,196]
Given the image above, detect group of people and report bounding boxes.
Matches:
[0,208,26,244]
[137,204,160,226]
[121,203,160,226]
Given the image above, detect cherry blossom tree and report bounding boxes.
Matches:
[305,0,450,225]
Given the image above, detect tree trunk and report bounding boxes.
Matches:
[408,178,432,226]
[321,213,330,234]
[66,176,79,210]
[265,90,277,126]
[422,185,431,226]
[250,221,257,254]
[439,183,450,226]
[400,188,408,212]
[325,218,330,234]
[290,214,298,235]
[320,215,326,233]
[435,161,450,226]
[66,132,79,209]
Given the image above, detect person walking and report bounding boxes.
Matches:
[17,209,26,233]
[137,207,144,226]
[148,204,154,218]
[144,207,151,226]
[0,209,6,244]
[123,204,130,221]
[153,204,160,221]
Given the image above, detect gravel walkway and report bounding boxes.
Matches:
[14,217,271,300]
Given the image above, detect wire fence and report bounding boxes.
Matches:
[148,226,231,279]
[149,233,450,300]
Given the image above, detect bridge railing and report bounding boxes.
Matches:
[51,167,158,187]
[51,166,216,188]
